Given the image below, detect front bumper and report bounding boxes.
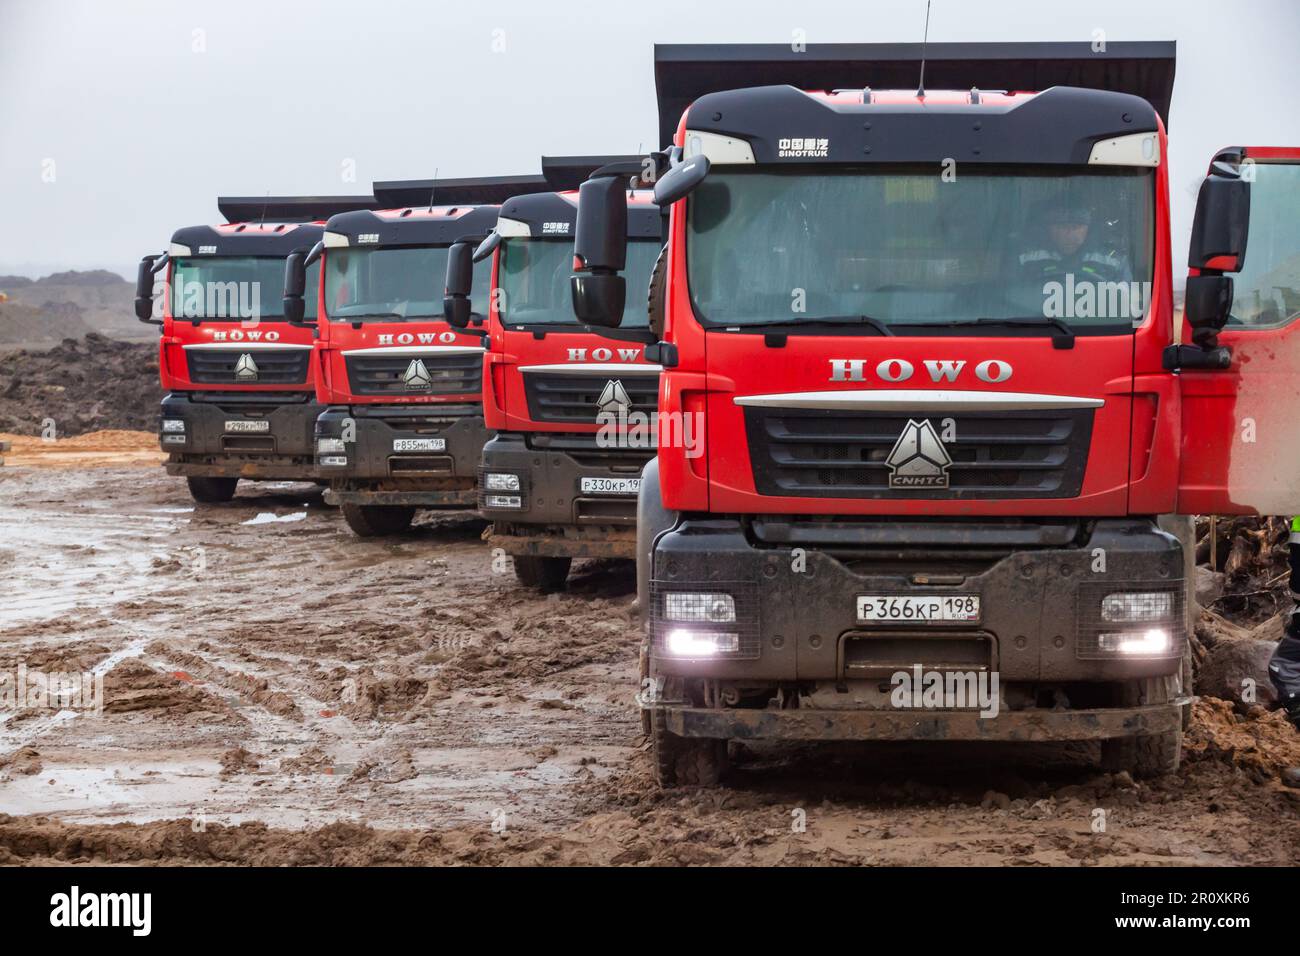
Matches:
[664,700,1188,741]
[480,432,653,558]
[314,404,490,508]
[159,392,321,480]
[649,517,1187,684]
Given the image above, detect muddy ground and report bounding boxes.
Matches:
[0,435,1298,866]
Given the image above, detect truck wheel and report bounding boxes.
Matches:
[512,555,571,591]
[340,503,414,536]
[1100,675,1182,778]
[651,708,727,788]
[186,476,238,503]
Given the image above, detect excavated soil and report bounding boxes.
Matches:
[0,440,1297,866]
[0,335,159,436]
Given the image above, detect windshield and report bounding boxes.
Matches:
[172,256,314,321]
[686,166,1155,331]
[499,238,659,328]
[324,246,489,321]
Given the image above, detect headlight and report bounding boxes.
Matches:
[484,494,522,509]
[319,455,348,467]
[484,473,520,492]
[665,628,740,657]
[1101,592,1174,623]
[162,434,187,444]
[162,419,185,432]
[316,438,346,454]
[1097,628,1171,656]
[664,592,736,623]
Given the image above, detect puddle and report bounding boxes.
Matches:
[242,512,308,526]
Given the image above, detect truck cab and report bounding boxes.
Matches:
[285,176,543,536]
[572,43,1300,786]
[135,195,374,503]
[445,156,662,589]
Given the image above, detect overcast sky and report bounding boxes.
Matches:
[2,0,1297,279]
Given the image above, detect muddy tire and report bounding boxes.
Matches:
[186,476,238,503]
[1101,675,1182,778]
[341,503,414,536]
[512,555,571,590]
[651,708,727,788]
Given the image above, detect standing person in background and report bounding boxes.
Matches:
[1269,517,1300,787]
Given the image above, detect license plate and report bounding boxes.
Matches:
[580,476,641,495]
[224,420,270,433]
[856,595,981,624]
[392,438,445,452]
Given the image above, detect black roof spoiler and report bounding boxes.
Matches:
[217,196,376,224]
[372,175,548,209]
[540,155,647,192]
[653,41,1176,146]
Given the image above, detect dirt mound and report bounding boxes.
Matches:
[0,334,158,435]
[1184,696,1300,781]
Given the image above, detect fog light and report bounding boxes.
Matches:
[162,419,185,432]
[162,434,186,444]
[485,494,522,509]
[316,438,346,454]
[484,473,520,492]
[665,628,740,657]
[664,592,736,623]
[1101,592,1174,622]
[320,455,348,467]
[1098,628,1171,655]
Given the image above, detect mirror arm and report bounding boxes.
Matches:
[304,240,324,268]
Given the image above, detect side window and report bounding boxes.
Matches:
[1228,161,1300,329]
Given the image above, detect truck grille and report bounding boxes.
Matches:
[186,348,310,385]
[522,372,659,424]
[742,408,1093,499]
[344,352,482,397]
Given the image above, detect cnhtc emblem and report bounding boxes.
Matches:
[234,353,258,381]
[402,359,432,390]
[596,379,631,416]
[885,419,952,489]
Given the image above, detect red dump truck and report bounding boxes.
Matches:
[135,195,374,503]
[443,156,662,588]
[282,176,545,536]
[570,42,1300,785]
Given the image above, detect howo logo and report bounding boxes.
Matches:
[597,380,632,416]
[566,347,643,362]
[234,353,258,381]
[829,358,1013,384]
[886,419,953,489]
[402,359,432,390]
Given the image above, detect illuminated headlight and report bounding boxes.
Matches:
[484,494,522,509]
[484,473,521,492]
[664,592,736,623]
[1101,592,1174,623]
[1097,628,1171,656]
[665,628,740,657]
[319,455,348,467]
[316,438,346,454]
[162,434,187,444]
[162,419,185,433]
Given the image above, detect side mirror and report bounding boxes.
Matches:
[1188,173,1250,272]
[653,154,710,206]
[473,231,501,263]
[1184,274,1234,347]
[443,239,477,329]
[134,254,164,325]
[283,249,310,326]
[570,175,628,328]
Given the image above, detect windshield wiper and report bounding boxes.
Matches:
[719,315,894,337]
[908,316,1076,349]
